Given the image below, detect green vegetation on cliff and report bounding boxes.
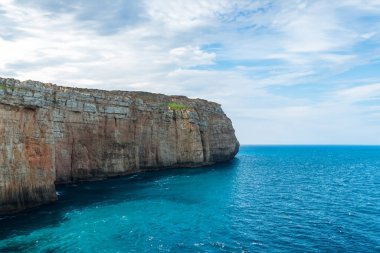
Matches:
[167,102,188,110]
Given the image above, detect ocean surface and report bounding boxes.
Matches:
[0,145,379,252]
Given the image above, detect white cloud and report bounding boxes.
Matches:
[334,83,380,103]
[169,46,215,67]
[278,3,355,53]
[0,0,380,144]
[145,0,228,30]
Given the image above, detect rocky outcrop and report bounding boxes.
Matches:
[0,77,239,214]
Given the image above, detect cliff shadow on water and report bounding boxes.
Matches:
[0,158,240,242]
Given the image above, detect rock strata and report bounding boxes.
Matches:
[0,77,239,214]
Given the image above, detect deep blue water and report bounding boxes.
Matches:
[1,146,379,252]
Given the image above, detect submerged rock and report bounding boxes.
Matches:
[0,77,239,214]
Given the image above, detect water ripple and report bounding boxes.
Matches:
[0,146,379,252]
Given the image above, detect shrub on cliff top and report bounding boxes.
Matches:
[167,102,188,110]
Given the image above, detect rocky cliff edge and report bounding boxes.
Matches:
[0,77,239,214]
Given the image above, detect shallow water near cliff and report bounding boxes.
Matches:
[1,146,380,252]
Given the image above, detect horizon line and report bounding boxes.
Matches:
[239,144,380,146]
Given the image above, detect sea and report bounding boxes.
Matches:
[0,145,379,252]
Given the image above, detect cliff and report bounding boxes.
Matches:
[0,77,239,214]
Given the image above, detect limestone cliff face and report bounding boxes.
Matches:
[0,77,239,214]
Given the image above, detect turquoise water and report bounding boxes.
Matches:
[1,146,379,252]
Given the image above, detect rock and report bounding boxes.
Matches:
[0,77,239,214]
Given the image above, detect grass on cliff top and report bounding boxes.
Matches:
[167,102,188,110]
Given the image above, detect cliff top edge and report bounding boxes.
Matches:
[0,77,221,107]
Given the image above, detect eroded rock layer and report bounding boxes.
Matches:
[0,77,239,214]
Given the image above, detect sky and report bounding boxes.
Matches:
[1,0,380,144]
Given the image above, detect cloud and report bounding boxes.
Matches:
[0,0,380,144]
[14,0,145,35]
[334,83,380,103]
[169,46,215,68]
[0,4,25,40]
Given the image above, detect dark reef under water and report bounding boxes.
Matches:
[1,145,379,252]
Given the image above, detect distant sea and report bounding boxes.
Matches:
[1,146,379,252]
